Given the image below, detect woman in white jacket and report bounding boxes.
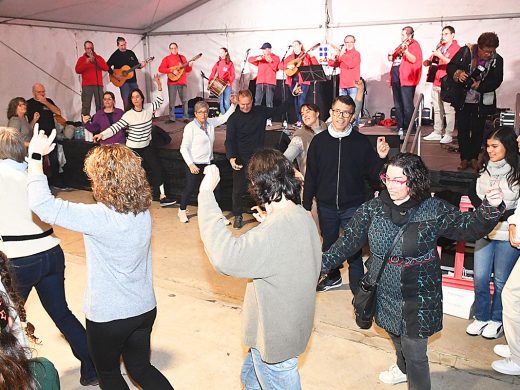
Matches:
[178,98,236,223]
[467,127,520,339]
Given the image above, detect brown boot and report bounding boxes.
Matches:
[457,160,469,170]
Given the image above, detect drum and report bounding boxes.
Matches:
[208,76,227,97]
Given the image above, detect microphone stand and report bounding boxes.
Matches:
[201,71,208,99]
[92,52,102,113]
[280,45,292,129]
[330,44,343,100]
[239,48,251,90]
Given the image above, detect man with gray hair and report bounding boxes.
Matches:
[178,96,237,223]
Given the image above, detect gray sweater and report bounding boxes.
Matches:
[27,174,156,322]
[198,191,321,363]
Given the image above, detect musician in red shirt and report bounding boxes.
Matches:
[158,43,193,123]
[388,26,422,137]
[422,26,460,144]
[209,48,236,115]
[280,40,319,127]
[75,40,109,116]
[329,35,361,125]
[248,42,281,127]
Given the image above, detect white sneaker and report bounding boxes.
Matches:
[482,321,504,339]
[398,128,404,137]
[494,344,511,358]
[423,132,442,141]
[178,209,189,223]
[466,319,489,336]
[492,358,520,375]
[379,364,407,385]
[440,135,453,144]
[266,119,272,127]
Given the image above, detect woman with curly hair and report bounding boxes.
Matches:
[322,153,505,390]
[0,126,97,386]
[198,149,321,389]
[27,127,174,389]
[466,127,520,339]
[0,250,60,390]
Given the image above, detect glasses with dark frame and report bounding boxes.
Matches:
[380,173,408,186]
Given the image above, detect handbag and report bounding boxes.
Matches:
[353,208,417,329]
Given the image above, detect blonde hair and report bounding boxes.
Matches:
[0,127,26,163]
[84,144,151,214]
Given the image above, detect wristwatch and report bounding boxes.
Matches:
[31,152,42,161]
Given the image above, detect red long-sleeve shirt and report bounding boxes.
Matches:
[248,53,280,85]
[279,53,319,86]
[328,48,361,89]
[75,53,108,86]
[158,53,192,85]
[389,40,423,87]
[428,40,461,86]
[209,59,235,85]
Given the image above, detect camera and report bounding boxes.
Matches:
[463,65,486,90]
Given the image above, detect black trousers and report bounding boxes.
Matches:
[132,145,165,193]
[456,103,486,161]
[180,163,221,210]
[86,308,173,390]
[389,332,430,390]
[232,165,249,216]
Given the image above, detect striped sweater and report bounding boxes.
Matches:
[100,92,164,149]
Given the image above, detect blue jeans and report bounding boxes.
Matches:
[220,86,232,114]
[391,82,416,130]
[241,348,301,390]
[340,87,359,126]
[8,245,97,381]
[473,238,520,322]
[318,204,364,293]
[291,79,309,123]
[120,81,139,111]
[255,84,275,108]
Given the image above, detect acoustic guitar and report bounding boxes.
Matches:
[168,53,202,82]
[284,43,320,77]
[110,57,154,87]
[425,40,443,83]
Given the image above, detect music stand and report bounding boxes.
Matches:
[299,65,327,104]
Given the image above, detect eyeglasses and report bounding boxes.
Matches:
[195,110,208,115]
[331,109,353,118]
[380,173,408,186]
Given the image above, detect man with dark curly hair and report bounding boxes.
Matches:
[197,149,321,389]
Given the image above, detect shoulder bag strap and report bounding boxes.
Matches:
[373,207,419,285]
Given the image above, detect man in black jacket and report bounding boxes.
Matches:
[304,95,390,292]
[446,32,503,172]
[225,89,290,229]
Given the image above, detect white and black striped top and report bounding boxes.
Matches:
[100,92,164,149]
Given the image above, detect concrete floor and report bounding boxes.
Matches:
[25,190,520,389]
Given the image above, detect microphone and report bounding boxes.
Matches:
[288,45,292,48]
[340,44,345,48]
[246,48,251,53]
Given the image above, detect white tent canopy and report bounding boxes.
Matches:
[1,0,519,121]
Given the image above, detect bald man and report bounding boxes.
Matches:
[26,83,66,188]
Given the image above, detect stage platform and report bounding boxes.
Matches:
[61,116,475,210]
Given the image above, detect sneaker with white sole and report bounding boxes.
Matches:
[266,119,272,127]
[494,344,511,358]
[160,197,176,207]
[466,319,489,336]
[178,209,189,223]
[398,128,404,137]
[423,132,442,141]
[440,134,453,144]
[379,364,407,384]
[492,358,520,375]
[482,321,503,339]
